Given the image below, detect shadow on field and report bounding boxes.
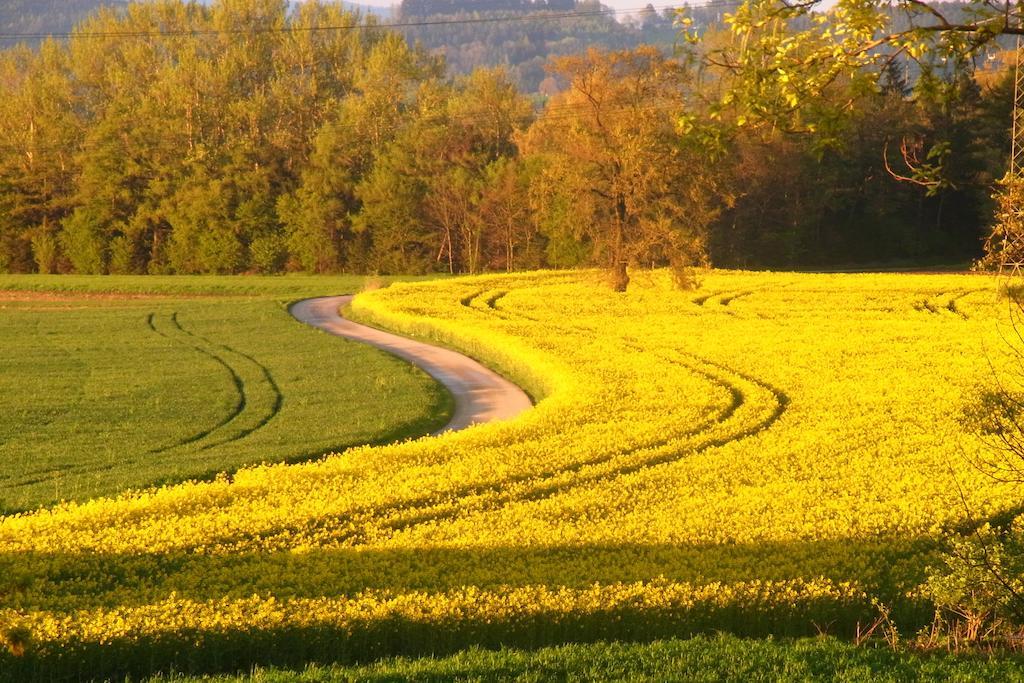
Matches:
[0,538,943,681]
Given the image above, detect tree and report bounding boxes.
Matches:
[685,6,1010,268]
[521,47,717,290]
[0,41,78,272]
[279,34,440,273]
[427,67,532,274]
[0,0,1011,276]
[693,0,1024,164]
[478,157,540,271]
[354,67,530,275]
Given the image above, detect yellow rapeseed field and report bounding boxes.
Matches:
[0,269,1019,675]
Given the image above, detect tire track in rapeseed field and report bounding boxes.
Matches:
[692,289,753,307]
[913,290,981,319]
[284,286,788,547]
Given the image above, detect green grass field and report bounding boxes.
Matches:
[146,636,1024,682]
[0,275,450,512]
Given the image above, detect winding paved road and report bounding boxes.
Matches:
[290,296,532,432]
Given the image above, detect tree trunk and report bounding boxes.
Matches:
[446,227,454,274]
[610,204,628,291]
[610,260,629,292]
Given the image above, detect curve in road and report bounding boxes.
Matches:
[290,295,533,433]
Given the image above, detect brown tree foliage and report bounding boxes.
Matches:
[520,47,718,290]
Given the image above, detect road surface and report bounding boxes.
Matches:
[290,295,532,433]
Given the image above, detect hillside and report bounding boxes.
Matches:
[395,1,719,91]
[0,0,128,39]
[0,0,390,43]
[0,0,695,92]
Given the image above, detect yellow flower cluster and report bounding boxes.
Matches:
[8,578,865,648]
[0,269,1016,672]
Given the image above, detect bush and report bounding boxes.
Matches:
[923,522,1024,647]
[30,232,59,274]
[249,233,288,274]
[925,292,1024,650]
[59,208,109,274]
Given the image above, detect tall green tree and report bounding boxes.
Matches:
[0,41,78,272]
[353,67,530,274]
[280,34,440,272]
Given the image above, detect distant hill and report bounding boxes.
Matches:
[400,0,572,16]
[0,0,683,93]
[0,0,391,44]
[339,2,394,19]
[0,0,128,40]
[0,0,713,94]
[394,1,717,93]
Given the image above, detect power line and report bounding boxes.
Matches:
[0,1,743,41]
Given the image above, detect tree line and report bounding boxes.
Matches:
[0,0,1013,284]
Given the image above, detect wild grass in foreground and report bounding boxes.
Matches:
[145,636,1024,682]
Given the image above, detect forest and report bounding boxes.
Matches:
[0,0,1013,278]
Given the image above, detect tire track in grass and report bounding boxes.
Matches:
[146,312,246,453]
[168,314,284,452]
[146,312,282,454]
